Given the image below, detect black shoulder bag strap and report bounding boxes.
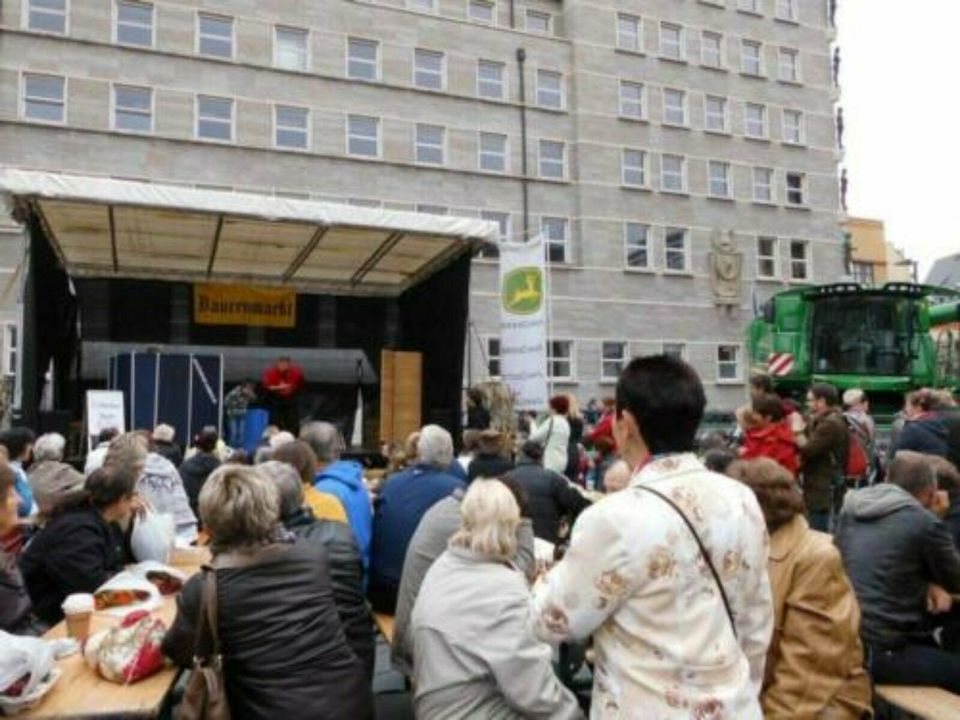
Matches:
[633,484,738,639]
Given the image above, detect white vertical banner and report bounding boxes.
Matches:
[499,236,548,410]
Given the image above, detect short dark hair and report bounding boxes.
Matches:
[272,440,317,486]
[85,465,138,510]
[703,449,736,474]
[752,394,785,422]
[195,429,219,454]
[520,440,544,463]
[888,451,935,497]
[810,382,840,407]
[549,395,570,416]
[928,456,960,493]
[750,374,774,394]
[0,427,35,460]
[615,355,705,455]
[727,458,805,532]
[97,427,120,445]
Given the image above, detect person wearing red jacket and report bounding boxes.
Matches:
[262,356,305,432]
[741,393,800,478]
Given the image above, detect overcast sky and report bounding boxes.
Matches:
[838,0,960,278]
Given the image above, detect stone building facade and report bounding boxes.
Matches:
[0,0,842,410]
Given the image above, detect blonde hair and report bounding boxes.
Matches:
[102,432,148,476]
[199,465,280,552]
[566,393,582,421]
[449,479,520,560]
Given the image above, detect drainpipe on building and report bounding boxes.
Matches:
[516,48,530,242]
[509,0,516,28]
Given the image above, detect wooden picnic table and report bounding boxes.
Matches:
[21,546,210,719]
[875,685,960,720]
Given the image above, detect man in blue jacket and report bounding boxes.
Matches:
[301,421,373,574]
[368,425,464,613]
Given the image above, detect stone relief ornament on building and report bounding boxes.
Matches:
[710,229,743,309]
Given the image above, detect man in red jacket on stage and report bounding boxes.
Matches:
[262,356,305,432]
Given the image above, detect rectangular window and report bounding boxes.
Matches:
[414,49,444,90]
[757,236,778,279]
[275,26,308,71]
[480,210,509,258]
[660,154,685,192]
[622,149,647,187]
[753,167,774,202]
[619,81,645,119]
[347,38,379,81]
[852,261,875,284]
[789,240,809,280]
[665,227,689,272]
[738,0,761,12]
[116,1,153,47]
[479,132,508,172]
[3,324,17,378]
[275,105,309,149]
[536,70,563,109]
[408,0,436,11]
[662,342,686,360]
[601,341,627,381]
[22,73,65,123]
[541,217,568,263]
[477,60,505,99]
[526,10,550,33]
[415,123,445,164]
[659,22,684,61]
[701,31,723,68]
[486,337,501,377]
[776,0,798,21]
[717,345,741,382]
[548,339,574,380]
[778,48,799,82]
[662,88,686,125]
[539,140,565,179]
[113,84,152,132]
[469,0,494,23]
[197,13,233,59]
[741,40,763,76]
[786,172,805,205]
[708,161,731,198]
[347,114,379,157]
[782,109,803,144]
[744,103,767,138]
[196,95,233,141]
[704,95,728,132]
[617,14,641,52]
[624,222,650,268]
[28,0,66,33]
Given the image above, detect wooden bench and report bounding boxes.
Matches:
[875,685,960,720]
[374,612,395,645]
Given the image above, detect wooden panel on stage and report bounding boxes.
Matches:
[380,350,422,446]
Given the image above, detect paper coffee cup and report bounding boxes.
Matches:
[62,593,95,641]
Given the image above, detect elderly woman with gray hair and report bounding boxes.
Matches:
[410,479,584,719]
[162,464,372,720]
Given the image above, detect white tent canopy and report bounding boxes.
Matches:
[0,169,498,296]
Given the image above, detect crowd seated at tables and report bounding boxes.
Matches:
[2,363,960,718]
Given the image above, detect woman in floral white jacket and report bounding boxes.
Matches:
[533,355,773,719]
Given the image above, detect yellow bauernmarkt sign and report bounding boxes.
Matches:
[194,284,296,328]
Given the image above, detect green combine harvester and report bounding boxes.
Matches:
[747,283,960,425]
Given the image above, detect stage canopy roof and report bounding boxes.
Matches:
[0,169,498,296]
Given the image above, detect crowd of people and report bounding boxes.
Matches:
[2,355,960,718]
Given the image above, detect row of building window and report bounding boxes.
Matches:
[485,338,745,383]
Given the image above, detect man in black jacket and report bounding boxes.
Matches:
[504,441,590,544]
[835,451,960,692]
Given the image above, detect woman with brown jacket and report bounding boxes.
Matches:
[728,457,872,719]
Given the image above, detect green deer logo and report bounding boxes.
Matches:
[502,267,543,315]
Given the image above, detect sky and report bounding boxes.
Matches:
[838,0,960,278]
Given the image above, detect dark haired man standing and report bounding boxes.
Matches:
[262,356,304,432]
[532,355,772,718]
[802,382,848,532]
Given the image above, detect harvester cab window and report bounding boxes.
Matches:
[811,295,911,375]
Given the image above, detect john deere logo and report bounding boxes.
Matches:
[502,267,543,315]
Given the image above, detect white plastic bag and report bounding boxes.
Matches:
[0,631,58,715]
[130,510,175,564]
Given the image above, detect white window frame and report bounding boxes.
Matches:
[664,226,691,273]
[111,83,153,134]
[660,154,686,193]
[468,0,495,24]
[600,341,628,382]
[538,139,566,180]
[274,103,310,150]
[752,166,774,203]
[737,0,761,13]
[541,216,569,264]
[196,12,234,60]
[21,72,66,124]
[346,114,381,158]
[662,87,687,126]
[788,239,810,281]
[851,261,875,285]
[618,80,645,120]
[485,336,501,378]
[704,95,728,133]
[775,0,798,22]
[700,30,724,69]
[195,94,234,142]
[525,9,551,34]
[744,102,767,139]
[274,25,309,71]
[2,324,17,378]
[547,339,576,381]
[26,0,68,34]
[536,70,564,109]
[622,148,648,188]
[708,160,732,199]
[786,171,806,206]
[716,344,743,384]
[347,37,380,81]
[477,60,506,100]
[407,0,437,12]
[413,48,446,91]
[778,47,800,83]
[741,39,764,76]
[481,210,511,243]
[756,236,779,280]
[478,132,508,173]
[624,222,651,269]
[782,109,804,145]
[114,0,154,48]
[616,14,642,53]
[414,123,446,165]
[659,22,685,61]
[662,342,687,360]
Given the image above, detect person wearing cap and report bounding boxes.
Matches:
[466,429,514,483]
[151,424,182,467]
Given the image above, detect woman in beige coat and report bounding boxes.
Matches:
[728,458,872,719]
